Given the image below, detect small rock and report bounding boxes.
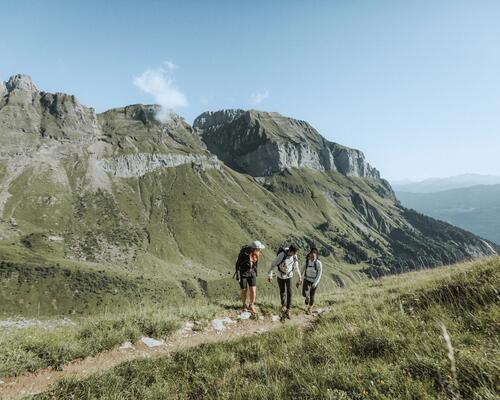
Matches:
[211,319,225,331]
[182,321,194,332]
[271,315,280,322]
[0,380,4,385]
[221,316,236,325]
[258,315,264,321]
[119,341,134,350]
[140,336,163,347]
[237,311,252,320]
[48,235,64,241]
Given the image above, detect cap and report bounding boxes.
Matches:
[250,240,265,250]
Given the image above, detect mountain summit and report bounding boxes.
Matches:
[194,109,382,180]
[0,75,496,311]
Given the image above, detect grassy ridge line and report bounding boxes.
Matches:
[34,257,499,400]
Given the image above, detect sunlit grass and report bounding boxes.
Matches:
[31,257,499,399]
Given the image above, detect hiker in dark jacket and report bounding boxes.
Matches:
[302,247,323,314]
[235,240,265,314]
[267,244,302,319]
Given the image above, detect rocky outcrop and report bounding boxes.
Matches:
[193,109,245,130]
[0,81,8,97]
[98,152,221,178]
[194,109,381,179]
[0,74,99,142]
[98,105,209,154]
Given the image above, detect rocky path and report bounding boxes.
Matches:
[0,312,319,400]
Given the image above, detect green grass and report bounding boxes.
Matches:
[33,257,499,400]
[0,300,225,377]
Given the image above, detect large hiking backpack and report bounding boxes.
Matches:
[235,246,256,277]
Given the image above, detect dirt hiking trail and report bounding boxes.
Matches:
[0,311,320,399]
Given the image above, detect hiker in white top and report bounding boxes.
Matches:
[267,244,302,319]
[302,247,322,314]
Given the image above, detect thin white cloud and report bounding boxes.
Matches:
[250,89,270,105]
[133,61,188,121]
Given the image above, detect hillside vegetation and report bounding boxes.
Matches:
[1,75,496,319]
[397,184,500,244]
[34,257,499,400]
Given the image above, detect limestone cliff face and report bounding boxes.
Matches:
[98,153,221,178]
[0,76,219,182]
[194,109,381,179]
[0,74,100,143]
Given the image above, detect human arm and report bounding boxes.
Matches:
[313,260,323,288]
[294,257,302,283]
[268,253,285,280]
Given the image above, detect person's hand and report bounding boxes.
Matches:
[267,276,273,283]
[295,281,300,289]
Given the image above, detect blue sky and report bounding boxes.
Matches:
[1,0,499,181]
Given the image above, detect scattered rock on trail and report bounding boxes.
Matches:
[211,319,225,331]
[237,311,252,320]
[140,337,163,347]
[182,321,194,332]
[271,315,280,322]
[221,316,236,325]
[211,316,237,332]
[119,341,134,350]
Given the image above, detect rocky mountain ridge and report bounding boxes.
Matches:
[0,74,496,305]
[194,109,382,180]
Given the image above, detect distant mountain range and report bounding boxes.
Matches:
[397,184,500,245]
[392,174,500,193]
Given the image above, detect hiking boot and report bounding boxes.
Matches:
[284,309,291,319]
[248,304,257,315]
[305,296,309,305]
[243,304,249,311]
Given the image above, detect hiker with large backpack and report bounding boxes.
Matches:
[267,244,302,319]
[234,240,265,314]
[301,247,323,314]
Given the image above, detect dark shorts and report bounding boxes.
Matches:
[239,273,257,289]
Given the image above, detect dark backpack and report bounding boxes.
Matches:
[235,246,257,276]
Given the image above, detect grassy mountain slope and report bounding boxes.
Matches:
[35,257,500,400]
[397,184,500,244]
[0,75,495,317]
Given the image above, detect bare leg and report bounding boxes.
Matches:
[241,288,247,309]
[248,286,257,314]
[249,286,256,305]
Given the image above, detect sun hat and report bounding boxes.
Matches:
[249,240,265,250]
